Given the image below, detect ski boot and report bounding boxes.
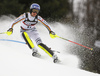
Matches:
[32,47,41,57]
[52,54,60,63]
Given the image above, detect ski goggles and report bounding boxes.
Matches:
[32,9,39,14]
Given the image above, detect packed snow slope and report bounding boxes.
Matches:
[0,15,99,76]
[0,43,99,76]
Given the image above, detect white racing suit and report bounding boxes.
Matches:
[10,12,54,57]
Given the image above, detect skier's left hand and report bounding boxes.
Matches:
[49,31,57,38]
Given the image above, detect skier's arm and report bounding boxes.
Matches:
[10,14,25,28]
[38,16,52,32]
[7,14,25,35]
[38,16,57,38]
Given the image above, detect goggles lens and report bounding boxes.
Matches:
[32,9,39,13]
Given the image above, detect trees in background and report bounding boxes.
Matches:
[0,0,70,21]
[70,0,100,74]
[0,0,24,16]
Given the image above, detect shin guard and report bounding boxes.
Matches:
[38,43,54,57]
[22,32,35,49]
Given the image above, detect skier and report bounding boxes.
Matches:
[7,3,59,63]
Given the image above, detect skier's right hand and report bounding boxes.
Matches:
[6,28,13,36]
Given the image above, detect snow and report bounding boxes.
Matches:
[0,15,100,76]
[0,42,99,76]
[94,40,100,48]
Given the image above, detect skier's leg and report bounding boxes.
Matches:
[22,31,40,56]
[22,32,35,49]
[27,29,54,57]
[38,43,59,63]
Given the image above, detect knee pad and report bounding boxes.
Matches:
[38,43,54,57]
[22,32,35,49]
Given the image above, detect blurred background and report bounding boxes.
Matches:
[0,0,100,74]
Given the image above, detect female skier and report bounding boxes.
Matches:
[7,3,59,63]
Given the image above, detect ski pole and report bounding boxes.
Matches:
[0,32,7,34]
[56,35,93,51]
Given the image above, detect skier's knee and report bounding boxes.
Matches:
[35,38,42,45]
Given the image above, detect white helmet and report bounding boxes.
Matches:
[30,3,40,13]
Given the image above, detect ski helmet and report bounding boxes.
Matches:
[30,3,40,14]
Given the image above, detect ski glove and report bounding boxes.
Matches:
[49,31,57,38]
[7,28,13,36]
